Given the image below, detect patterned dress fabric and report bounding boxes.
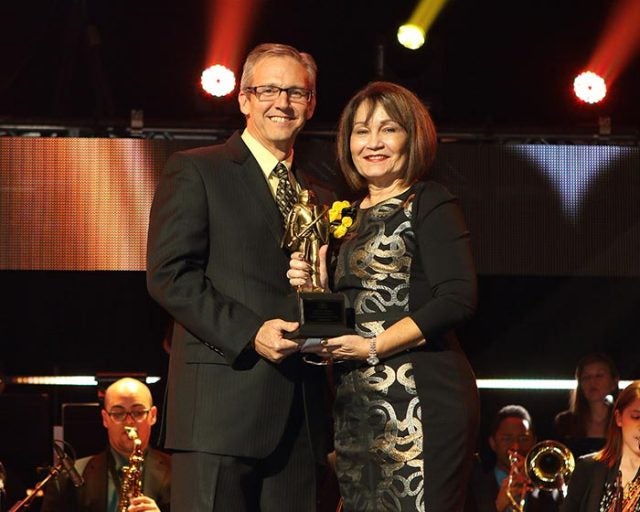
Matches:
[599,470,640,512]
[333,187,425,511]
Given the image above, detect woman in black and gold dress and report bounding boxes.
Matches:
[289,81,479,511]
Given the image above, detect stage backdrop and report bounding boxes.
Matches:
[2,136,639,491]
[1,136,639,380]
[1,137,639,275]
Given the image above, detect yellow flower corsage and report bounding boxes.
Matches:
[328,200,355,239]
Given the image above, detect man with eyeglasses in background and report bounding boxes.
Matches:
[146,43,342,511]
[41,377,171,512]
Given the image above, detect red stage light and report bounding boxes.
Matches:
[201,65,236,97]
[573,71,607,104]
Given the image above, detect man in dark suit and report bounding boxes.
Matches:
[146,43,336,511]
[41,377,171,512]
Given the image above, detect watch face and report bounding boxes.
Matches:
[367,338,379,366]
[366,356,380,366]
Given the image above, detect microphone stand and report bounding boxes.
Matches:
[7,463,63,512]
[0,460,7,512]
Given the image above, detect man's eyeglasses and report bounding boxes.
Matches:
[244,85,313,103]
[106,408,150,423]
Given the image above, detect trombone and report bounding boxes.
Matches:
[506,440,575,512]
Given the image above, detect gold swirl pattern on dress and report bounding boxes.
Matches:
[335,361,424,511]
[358,320,385,338]
[334,192,424,510]
[347,199,414,322]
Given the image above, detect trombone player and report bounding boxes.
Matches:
[467,404,563,512]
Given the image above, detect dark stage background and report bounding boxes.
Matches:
[2,0,640,507]
[2,136,640,377]
[1,0,639,132]
[2,136,639,399]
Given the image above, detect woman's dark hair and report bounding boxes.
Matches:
[595,380,640,467]
[336,81,437,192]
[489,404,535,437]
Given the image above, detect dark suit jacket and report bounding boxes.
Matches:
[553,411,606,458]
[466,456,500,512]
[560,454,616,512]
[40,447,171,512]
[146,131,336,460]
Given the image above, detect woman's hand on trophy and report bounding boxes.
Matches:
[287,245,329,291]
[302,334,368,362]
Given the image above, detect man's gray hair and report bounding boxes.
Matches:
[240,43,317,92]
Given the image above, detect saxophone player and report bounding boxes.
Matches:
[41,377,171,512]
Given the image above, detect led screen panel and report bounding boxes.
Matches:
[1,138,639,275]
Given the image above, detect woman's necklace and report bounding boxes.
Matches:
[622,461,640,503]
[623,477,640,501]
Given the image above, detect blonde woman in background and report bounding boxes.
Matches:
[554,353,620,457]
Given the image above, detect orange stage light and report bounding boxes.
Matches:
[204,0,261,94]
[586,0,640,89]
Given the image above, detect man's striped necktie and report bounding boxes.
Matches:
[273,162,298,219]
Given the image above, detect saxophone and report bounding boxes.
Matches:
[117,426,144,512]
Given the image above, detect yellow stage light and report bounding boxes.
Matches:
[398,0,448,50]
[397,24,426,50]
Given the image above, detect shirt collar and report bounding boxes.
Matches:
[494,466,508,487]
[241,129,294,180]
[109,447,129,471]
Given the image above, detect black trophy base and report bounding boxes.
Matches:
[284,291,355,340]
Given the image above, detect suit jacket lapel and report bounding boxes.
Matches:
[294,163,313,194]
[226,132,341,244]
[79,450,109,512]
[142,449,170,503]
[586,462,612,511]
[227,132,287,246]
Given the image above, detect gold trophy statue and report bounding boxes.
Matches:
[281,189,329,291]
[281,189,354,340]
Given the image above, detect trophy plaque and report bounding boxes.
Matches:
[285,291,355,342]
